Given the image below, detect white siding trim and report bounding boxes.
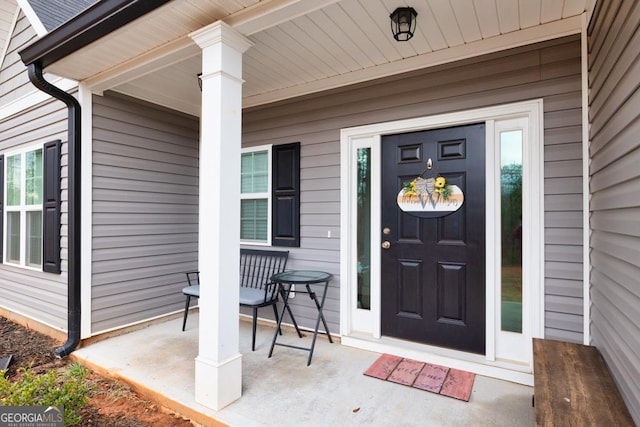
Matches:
[581,13,591,345]
[15,0,46,37]
[79,84,92,339]
[485,119,497,362]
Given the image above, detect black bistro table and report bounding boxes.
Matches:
[269,270,334,365]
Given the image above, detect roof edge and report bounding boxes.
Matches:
[16,0,48,37]
[18,0,171,68]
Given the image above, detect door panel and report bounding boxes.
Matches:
[437,262,466,324]
[381,123,485,354]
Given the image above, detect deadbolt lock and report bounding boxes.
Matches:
[381,241,391,249]
[383,227,391,235]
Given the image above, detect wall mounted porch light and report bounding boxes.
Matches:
[197,72,203,91]
[390,7,418,41]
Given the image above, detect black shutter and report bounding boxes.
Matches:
[272,142,300,247]
[43,140,61,273]
[0,155,3,262]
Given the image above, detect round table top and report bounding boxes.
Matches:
[271,270,333,284]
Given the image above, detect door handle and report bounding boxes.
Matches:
[382,241,391,249]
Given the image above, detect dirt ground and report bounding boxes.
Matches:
[1,316,194,426]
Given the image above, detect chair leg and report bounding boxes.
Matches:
[182,295,191,331]
[252,307,258,351]
[272,304,283,335]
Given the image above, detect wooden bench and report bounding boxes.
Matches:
[532,338,634,426]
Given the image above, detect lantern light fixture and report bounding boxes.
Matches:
[390,7,418,42]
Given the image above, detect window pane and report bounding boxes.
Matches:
[25,149,43,205]
[7,212,21,263]
[241,151,268,194]
[241,153,253,193]
[252,151,268,192]
[26,211,42,267]
[500,130,523,333]
[7,154,21,206]
[356,148,371,310]
[241,199,268,241]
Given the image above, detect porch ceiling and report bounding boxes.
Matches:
[44,0,593,115]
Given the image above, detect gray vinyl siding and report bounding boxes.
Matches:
[0,10,37,106]
[588,0,640,422]
[0,97,68,330]
[91,92,199,333]
[243,36,584,339]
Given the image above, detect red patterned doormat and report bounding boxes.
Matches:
[364,354,475,401]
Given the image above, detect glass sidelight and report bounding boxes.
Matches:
[500,130,523,333]
[356,148,371,310]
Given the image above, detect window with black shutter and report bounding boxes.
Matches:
[239,142,300,247]
[1,140,60,272]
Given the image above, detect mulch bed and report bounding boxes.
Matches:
[1,316,193,426]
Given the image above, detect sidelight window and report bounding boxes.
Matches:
[500,130,523,333]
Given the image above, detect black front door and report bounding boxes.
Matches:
[381,123,486,354]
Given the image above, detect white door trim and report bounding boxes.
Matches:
[340,100,544,385]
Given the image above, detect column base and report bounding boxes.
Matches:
[195,353,242,410]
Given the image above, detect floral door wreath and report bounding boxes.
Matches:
[397,163,464,218]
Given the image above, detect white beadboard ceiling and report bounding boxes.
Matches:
[43,0,593,114]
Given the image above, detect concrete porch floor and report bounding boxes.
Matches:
[71,314,534,426]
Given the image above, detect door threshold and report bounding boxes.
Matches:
[342,333,533,386]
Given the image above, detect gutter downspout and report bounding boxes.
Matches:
[27,63,81,358]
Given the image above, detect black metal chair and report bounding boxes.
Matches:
[181,271,200,331]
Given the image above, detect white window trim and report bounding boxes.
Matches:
[3,143,45,271]
[240,144,272,246]
[493,117,535,365]
[340,100,544,385]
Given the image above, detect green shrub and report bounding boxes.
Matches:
[0,363,91,426]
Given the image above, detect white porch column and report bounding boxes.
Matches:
[190,21,252,411]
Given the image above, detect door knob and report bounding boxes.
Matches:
[381,241,391,249]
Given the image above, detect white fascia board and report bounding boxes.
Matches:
[16,0,47,37]
[243,15,582,108]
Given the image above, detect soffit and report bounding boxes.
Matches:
[43,0,592,113]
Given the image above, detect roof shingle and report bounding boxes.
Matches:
[27,0,99,31]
